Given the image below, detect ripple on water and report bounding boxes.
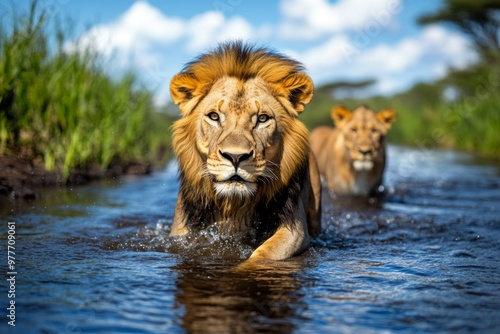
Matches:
[3,147,500,334]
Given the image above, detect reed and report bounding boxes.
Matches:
[0,2,173,178]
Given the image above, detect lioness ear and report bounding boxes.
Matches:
[278,72,314,114]
[377,108,397,129]
[331,105,352,126]
[169,72,200,114]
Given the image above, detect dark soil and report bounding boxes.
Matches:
[0,153,153,201]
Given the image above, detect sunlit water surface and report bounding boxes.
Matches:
[1,145,499,333]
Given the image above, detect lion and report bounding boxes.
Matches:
[168,41,321,264]
[310,105,396,197]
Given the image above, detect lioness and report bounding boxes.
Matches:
[310,105,396,196]
[169,41,321,263]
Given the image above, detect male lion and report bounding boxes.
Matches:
[310,105,396,196]
[169,41,321,263]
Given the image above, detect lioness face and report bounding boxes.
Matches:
[195,77,283,198]
[333,106,396,171]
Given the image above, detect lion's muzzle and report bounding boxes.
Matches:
[352,145,377,171]
[211,149,258,198]
[353,160,374,171]
[219,150,254,169]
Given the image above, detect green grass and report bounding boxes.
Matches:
[0,2,173,178]
[441,84,500,157]
[302,62,500,159]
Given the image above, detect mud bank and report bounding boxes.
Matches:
[0,153,153,200]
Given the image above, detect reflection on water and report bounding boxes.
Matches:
[172,257,310,334]
[0,146,499,333]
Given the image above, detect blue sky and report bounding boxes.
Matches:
[7,0,478,105]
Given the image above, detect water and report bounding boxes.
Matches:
[1,145,499,333]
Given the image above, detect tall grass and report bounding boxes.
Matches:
[440,71,500,157]
[0,3,172,177]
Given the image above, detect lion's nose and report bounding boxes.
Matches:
[220,150,253,168]
[358,147,372,156]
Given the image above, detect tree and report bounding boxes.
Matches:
[315,79,376,98]
[419,0,500,59]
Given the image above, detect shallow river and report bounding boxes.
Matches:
[1,145,499,333]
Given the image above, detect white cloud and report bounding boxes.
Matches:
[279,0,402,40]
[65,1,260,107]
[185,12,254,52]
[296,24,477,95]
[185,11,224,51]
[301,35,352,69]
[355,38,422,72]
[364,25,476,74]
[118,1,184,44]
[68,1,258,66]
[218,17,255,44]
[68,1,184,67]
[65,1,478,103]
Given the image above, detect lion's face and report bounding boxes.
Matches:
[332,105,396,171]
[170,46,314,202]
[196,77,283,198]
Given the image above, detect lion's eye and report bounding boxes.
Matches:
[351,127,358,133]
[257,114,271,123]
[207,112,220,122]
[371,128,378,134]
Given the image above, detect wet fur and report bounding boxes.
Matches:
[169,41,321,263]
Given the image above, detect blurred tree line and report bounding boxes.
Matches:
[302,0,500,158]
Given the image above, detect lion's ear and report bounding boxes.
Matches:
[377,108,397,129]
[331,105,352,126]
[278,72,314,114]
[169,72,200,114]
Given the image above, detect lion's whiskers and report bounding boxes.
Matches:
[259,163,279,184]
[265,160,280,168]
[200,165,212,178]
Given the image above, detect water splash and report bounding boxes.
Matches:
[168,222,254,260]
[100,218,254,260]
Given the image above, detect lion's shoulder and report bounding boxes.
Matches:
[310,126,337,159]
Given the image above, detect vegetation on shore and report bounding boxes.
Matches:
[301,0,500,159]
[0,3,173,180]
[301,61,500,158]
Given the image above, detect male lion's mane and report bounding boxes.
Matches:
[171,42,311,239]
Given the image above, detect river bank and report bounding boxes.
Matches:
[0,5,173,202]
[0,153,156,200]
